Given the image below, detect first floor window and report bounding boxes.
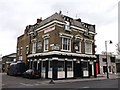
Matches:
[62,37,71,51]
[75,41,81,53]
[44,38,49,51]
[85,42,92,54]
[37,41,42,50]
[20,47,22,55]
[26,46,29,54]
[17,48,20,55]
[32,42,36,53]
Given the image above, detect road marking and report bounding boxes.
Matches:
[34,83,41,86]
[82,86,89,88]
[19,83,34,86]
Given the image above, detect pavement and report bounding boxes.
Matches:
[38,73,120,84]
[1,73,120,85]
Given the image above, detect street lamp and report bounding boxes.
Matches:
[105,40,112,79]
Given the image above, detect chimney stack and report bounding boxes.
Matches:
[75,18,81,22]
[37,17,42,23]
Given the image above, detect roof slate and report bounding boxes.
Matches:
[28,12,95,33]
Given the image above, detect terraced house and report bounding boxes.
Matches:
[17,12,97,80]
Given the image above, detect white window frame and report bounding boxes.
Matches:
[17,48,20,55]
[49,60,52,71]
[67,61,73,71]
[32,42,36,54]
[20,47,23,55]
[18,56,22,61]
[65,21,70,31]
[26,45,29,54]
[61,37,71,52]
[85,41,92,54]
[44,38,49,52]
[75,41,82,53]
[37,41,42,50]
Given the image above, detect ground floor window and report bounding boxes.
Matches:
[30,60,33,69]
[26,58,96,79]
[109,66,111,72]
[58,61,64,71]
[18,56,22,61]
[82,61,89,71]
[49,61,52,71]
[67,61,73,71]
[42,61,46,72]
[34,61,37,70]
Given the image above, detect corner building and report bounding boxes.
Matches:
[17,12,97,79]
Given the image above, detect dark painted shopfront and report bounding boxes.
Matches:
[27,52,97,80]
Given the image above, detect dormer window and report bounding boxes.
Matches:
[65,21,70,31]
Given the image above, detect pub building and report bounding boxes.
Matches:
[17,12,97,80]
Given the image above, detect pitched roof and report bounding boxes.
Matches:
[28,12,95,33]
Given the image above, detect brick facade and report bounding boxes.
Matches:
[17,12,97,79]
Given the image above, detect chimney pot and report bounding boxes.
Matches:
[37,17,42,23]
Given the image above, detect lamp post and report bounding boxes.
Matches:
[105,40,112,79]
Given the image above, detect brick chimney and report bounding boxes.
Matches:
[75,18,81,22]
[37,17,42,23]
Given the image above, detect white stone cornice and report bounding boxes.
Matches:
[75,34,83,40]
[42,34,50,39]
[27,51,96,58]
[34,59,37,61]
[89,31,97,35]
[35,20,65,32]
[52,57,58,60]
[70,25,85,32]
[59,32,73,38]
[84,38,95,43]
[31,38,37,42]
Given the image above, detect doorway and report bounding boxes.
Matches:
[89,64,92,76]
[74,62,82,78]
[103,66,107,73]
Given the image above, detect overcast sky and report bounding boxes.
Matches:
[0,0,119,56]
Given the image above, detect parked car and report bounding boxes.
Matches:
[22,69,41,79]
[7,61,27,76]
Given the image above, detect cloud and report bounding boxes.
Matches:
[0,0,119,56]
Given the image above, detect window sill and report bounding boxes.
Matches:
[76,51,81,53]
[61,49,71,52]
[44,50,49,52]
[85,52,93,54]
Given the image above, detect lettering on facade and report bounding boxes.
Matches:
[44,27,55,34]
